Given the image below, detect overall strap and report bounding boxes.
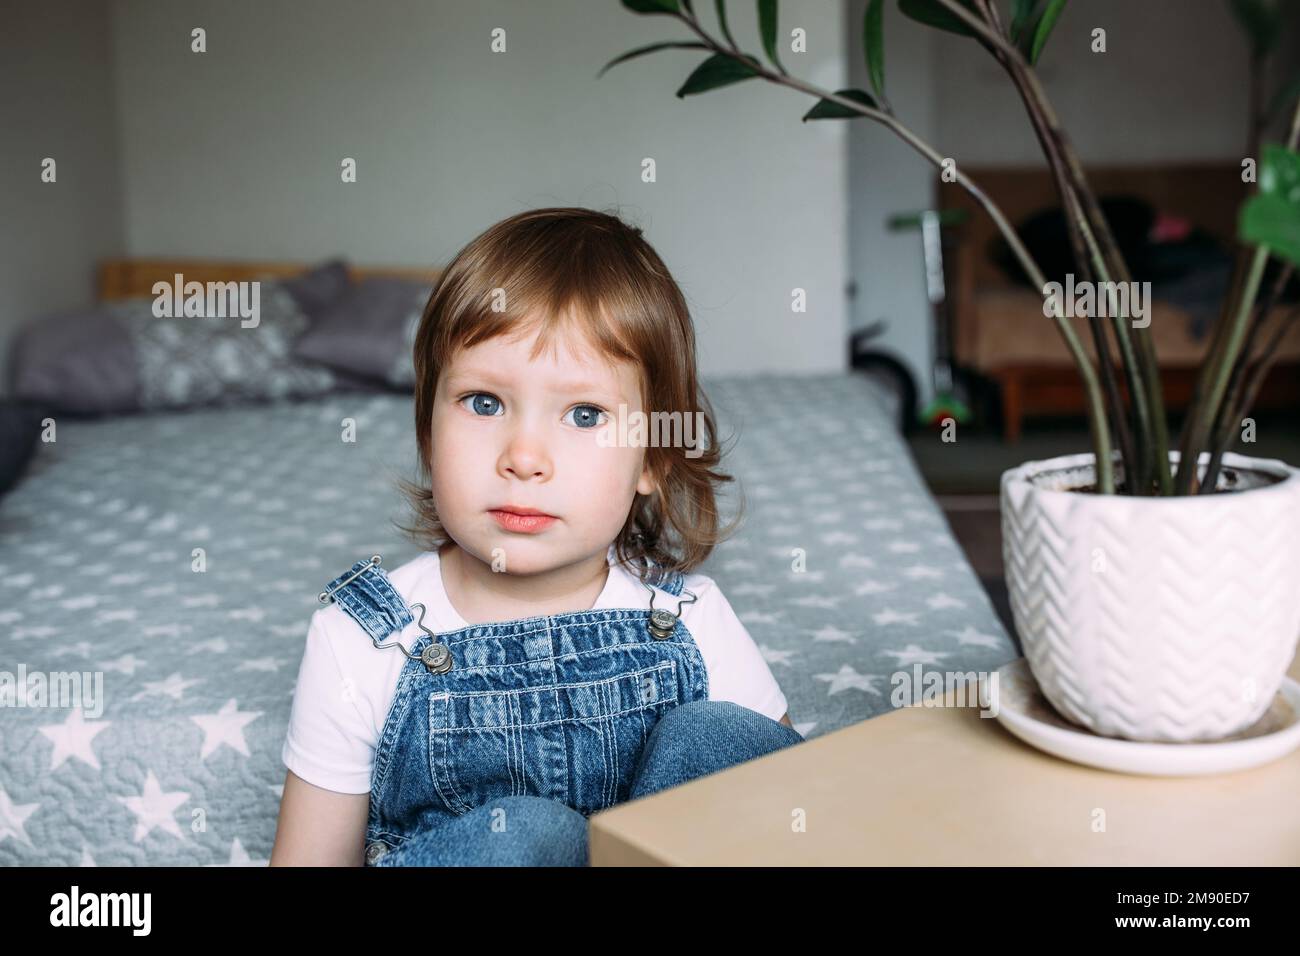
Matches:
[318,556,414,642]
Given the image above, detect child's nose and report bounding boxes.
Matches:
[500,433,551,481]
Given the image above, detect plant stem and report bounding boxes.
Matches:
[937,0,1160,494]
[672,3,1115,490]
[1200,265,1295,491]
[1176,247,1270,493]
[1175,96,1300,493]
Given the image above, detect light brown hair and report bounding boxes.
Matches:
[395,207,744,580]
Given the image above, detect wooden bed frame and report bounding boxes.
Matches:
[98,258,442,301]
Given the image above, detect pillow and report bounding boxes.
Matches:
[278,257,351,320]
[8,303,141,415]
[110,282,337,410]
[0,400,49,497]
[8,259,351,415]
[292,277,432,388]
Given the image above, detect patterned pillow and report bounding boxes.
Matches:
[110,282,337,410]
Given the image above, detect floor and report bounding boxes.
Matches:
[905,409,1300,648]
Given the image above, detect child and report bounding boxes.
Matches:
[270,208,802,867]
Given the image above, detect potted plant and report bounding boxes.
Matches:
[606,0,1300,742]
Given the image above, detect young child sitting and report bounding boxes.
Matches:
[270,207,801,867]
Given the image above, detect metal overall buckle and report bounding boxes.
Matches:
[643,577,698,640]
[317,554,453,674]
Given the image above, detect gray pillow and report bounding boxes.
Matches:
[292,277,432,388]
[8,259,352,415]
[8,304,140,415]
[279,258,351,321]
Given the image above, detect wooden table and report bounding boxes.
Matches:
[588,652,1300,865]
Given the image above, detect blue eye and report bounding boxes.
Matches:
[460,393,502,416]
[565,404,608,429]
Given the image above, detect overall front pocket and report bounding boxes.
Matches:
[426,660,682,817]
[426,688,566,815]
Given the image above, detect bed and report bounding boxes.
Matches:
[0,261,1018,866]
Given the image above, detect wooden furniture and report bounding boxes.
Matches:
[938,165,1300,441]
[97,258,440,301]
[588,649,1300,865]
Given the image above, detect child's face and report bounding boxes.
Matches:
[429,322,657,576]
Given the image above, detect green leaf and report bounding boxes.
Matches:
[1010,0,1042,54]
[676,53,761,97]
[1228,0,1280,57]
[1241,197,1300,265]
[897,0,977,37]
[597,41,710,78]
[758,0,785,71]
[1258,144,1300,205]
[1240,144,1300,266]
[1029,0,1068,64]
[865,0,886,99]
[621,0,682,14]
[801,88,879,121]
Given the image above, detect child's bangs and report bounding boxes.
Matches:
[441,275,644,387]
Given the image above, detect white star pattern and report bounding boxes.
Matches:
[947,625,1004,648]
[191,699,263,760]
[0,789,40,847]
[204,838,267,867]
[131,673,204,702]
[38,708,112,771]
[236,657,284,673]
[809,625,856,644]
[882,644,952,666]
[872,608,920,627]
[100,653,146,675]
[760,646,796,667]
[116,771,190,843]
[814,665,884,696]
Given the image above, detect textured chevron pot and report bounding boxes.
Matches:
[1001,450,1300,743]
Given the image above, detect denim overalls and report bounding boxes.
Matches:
[317,554,711,867]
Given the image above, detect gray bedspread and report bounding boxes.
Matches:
[0,373,1016,865]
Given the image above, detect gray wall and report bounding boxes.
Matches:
[935,0,1268,163]
[106,0,849,376]
[0,0,125,398]
[6,0,1295,406]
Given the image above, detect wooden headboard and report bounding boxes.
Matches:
[98,258,442,301]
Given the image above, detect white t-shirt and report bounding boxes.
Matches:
[282,545,789,794]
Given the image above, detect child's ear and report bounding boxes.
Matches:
[636,458,658,497]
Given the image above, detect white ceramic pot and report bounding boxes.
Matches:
[1001,450,1300,743]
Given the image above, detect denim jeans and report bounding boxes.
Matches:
[371,698,804,866]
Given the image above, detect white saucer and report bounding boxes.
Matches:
[990,658,1300,776]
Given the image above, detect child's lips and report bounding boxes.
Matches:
[488,510,558,533]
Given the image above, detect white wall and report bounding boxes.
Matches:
[846,0,939,410]
[105,0,849,376]
[0,0,125,398]
[934,0,1263,164]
